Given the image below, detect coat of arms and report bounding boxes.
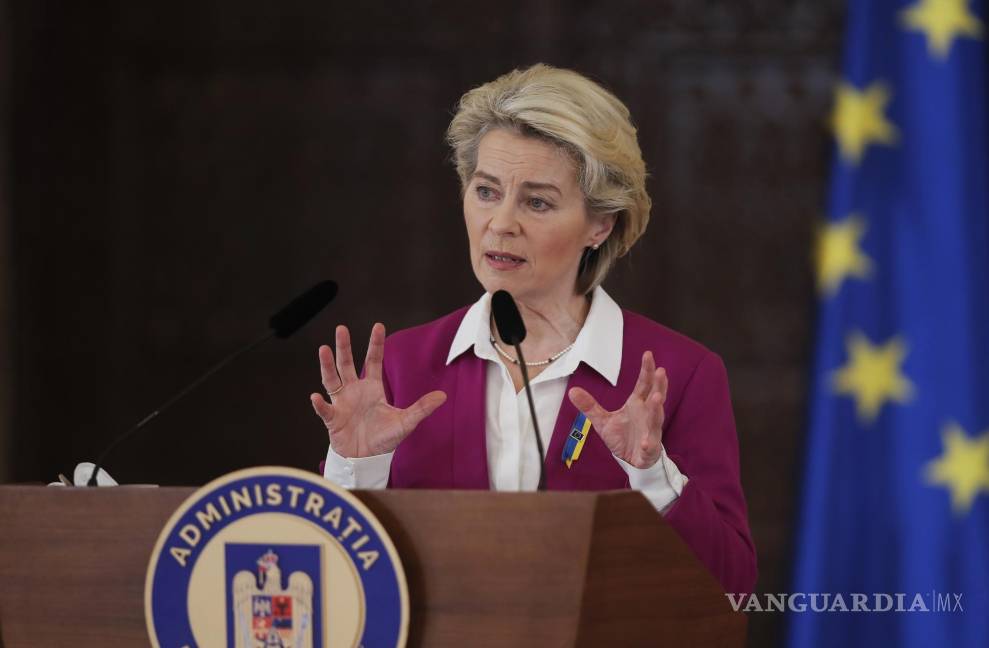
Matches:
[231,547,316,648]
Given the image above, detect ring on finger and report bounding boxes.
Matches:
[327,383,345,397]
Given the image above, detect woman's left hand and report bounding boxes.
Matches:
[567,351,668,469]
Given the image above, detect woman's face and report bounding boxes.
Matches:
[464,128,613,305]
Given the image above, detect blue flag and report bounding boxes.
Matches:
[788,1,988,646]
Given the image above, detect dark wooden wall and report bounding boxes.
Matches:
[0,0,11,484]
[6,2,845,646]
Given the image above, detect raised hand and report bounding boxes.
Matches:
[310,323,447,458]
[567,351,668,469]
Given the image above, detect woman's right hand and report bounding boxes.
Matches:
[310,322,447,458]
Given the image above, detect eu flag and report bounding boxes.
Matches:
[788,1,988,646]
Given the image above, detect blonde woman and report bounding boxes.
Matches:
[312,64,757,595]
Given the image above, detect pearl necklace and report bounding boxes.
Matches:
[488,335,576,367]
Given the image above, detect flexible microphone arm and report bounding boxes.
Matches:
[491,290,546,491]
[512,343,547,491]
[86,280,338,486]
[86,330,275,486]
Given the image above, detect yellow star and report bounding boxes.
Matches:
[815,214,873,296]
[829,81,899,165]
[831,332,915,423]
[924,422,989,514]
[901,0,984,59]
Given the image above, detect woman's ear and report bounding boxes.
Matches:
[590,213,617,247]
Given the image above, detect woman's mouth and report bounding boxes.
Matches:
[484,251,526,270]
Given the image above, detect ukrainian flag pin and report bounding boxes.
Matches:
[562,412,592,469]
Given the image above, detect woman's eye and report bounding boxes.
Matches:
[476,185,495,200]
[529,197,551,211]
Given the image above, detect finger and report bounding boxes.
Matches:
[318,345,343,393]
[400,390,448,434]
[653,367,669,405]
[645,390,665,442]
[632,351,656,400]
[635,392,665,463]
[363,322,386,381]
[568,387,610,430]
[335,325,359,383]
[310,393,335,427]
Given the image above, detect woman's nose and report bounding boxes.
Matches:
[488,200,522,235]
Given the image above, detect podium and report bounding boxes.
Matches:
[0,485,746,646]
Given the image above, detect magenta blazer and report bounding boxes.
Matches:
[326,305,757,595]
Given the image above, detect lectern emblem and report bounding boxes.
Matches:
[145,466,408,648]
[229,545,317,648]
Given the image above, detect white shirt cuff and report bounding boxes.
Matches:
[322,445,394,489]
[614,446,688,514]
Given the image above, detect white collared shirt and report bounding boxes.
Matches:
[323,287,687,513]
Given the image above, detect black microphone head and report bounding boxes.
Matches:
[269,280,338,339]
[491,289,526,345]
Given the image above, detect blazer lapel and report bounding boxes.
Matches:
[450,353,490,489]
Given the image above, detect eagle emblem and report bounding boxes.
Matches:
[231,548,315,648]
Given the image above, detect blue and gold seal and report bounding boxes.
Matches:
[145,466,409,647]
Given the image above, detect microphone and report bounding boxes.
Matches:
[491,290,546,491]
[270,280,338,338]
[86,280,338,486]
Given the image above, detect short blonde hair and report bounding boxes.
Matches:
[446,63,651,294]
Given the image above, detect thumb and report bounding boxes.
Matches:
[400,390,448,433]
[568,387,609,428]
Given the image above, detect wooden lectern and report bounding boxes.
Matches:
[0,486,746,646]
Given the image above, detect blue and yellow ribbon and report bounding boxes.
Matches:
[562,413,592,469]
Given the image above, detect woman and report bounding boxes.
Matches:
[311,64,757,595]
